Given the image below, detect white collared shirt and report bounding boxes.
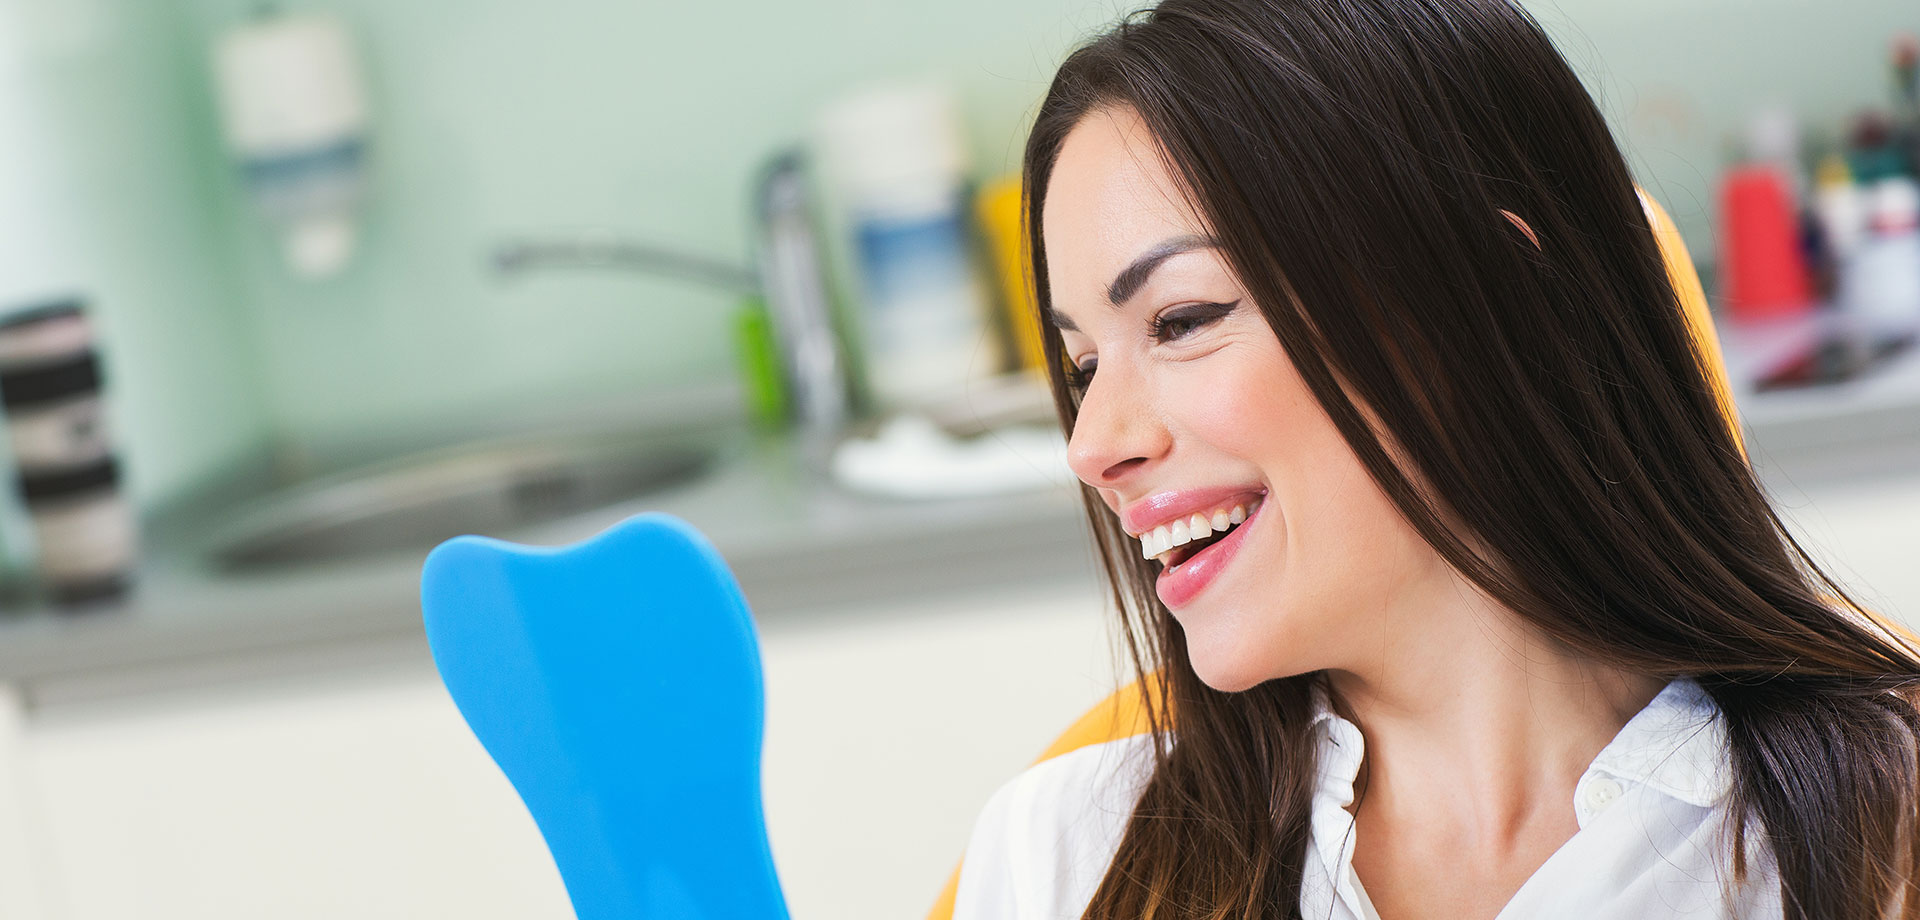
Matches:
[951,679,1781,919]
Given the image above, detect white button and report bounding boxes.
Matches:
[1582,777,1624,815]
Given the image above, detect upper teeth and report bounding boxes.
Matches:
[1137,499,1258,561]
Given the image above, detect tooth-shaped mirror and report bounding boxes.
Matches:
[420,512,789,920]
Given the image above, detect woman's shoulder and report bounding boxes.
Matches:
[950,733,1159,920]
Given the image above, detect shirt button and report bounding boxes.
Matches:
[1582,777,1624,815]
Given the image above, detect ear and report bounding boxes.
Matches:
[1499,209,1541,249]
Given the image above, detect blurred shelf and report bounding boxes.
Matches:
[0,413,1096,710]
[1719,311,1920,491]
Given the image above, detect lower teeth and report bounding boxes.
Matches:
[1158,531,1229,569]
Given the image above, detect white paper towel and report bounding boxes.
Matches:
[830,414,1076,500]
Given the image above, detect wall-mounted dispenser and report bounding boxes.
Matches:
[212,10,369,279]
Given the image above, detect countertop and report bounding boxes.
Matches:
[0,384,1104,707]
[4,338,1920,710]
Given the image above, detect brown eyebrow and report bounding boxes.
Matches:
[1044,233,1219,332]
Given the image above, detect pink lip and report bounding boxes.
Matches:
[1119,485,1267,537]
[1156,498,1263,608]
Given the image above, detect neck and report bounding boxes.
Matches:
[1325,568,1664,845]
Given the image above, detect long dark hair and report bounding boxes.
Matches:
[1021,1,1920,917]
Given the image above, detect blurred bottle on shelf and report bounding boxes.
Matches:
[1810,154,1864,302]
[0,300,137,608]
[975,174,1045,378]
[1719,165,1814,321]
[1845,177,1920,343]
[815,83,1004,413]
[213,10,370,279]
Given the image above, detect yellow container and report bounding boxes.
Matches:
[975,174,1046,375]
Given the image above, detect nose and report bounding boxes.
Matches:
[1065,360,1170,490]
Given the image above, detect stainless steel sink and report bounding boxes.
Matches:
[203,432,717,571]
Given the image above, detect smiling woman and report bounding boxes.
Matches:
[946,1,1920,919]
[1041,117,1385,667]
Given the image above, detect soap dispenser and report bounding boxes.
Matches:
[212,10,370,278]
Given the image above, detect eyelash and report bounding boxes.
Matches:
[1064,300,1238,391]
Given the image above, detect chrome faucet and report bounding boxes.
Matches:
[491,239,759,293]
[491,148,856,471]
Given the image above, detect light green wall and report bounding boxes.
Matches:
[2,0,271,507]
[19,0,1920,505]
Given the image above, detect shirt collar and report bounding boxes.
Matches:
[1302,681,1369,914]
[1582,677,1730,809]
[1307,681,1363,807]
[1304,676,1731,812]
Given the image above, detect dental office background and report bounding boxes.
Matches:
[0,0,1916,919]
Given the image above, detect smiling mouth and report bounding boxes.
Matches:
[1137,496,1263,568]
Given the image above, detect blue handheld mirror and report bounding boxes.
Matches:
[419,512,789,920]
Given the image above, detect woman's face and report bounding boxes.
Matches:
[1044,107,1452,692]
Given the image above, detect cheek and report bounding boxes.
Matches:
[1173,342,1438,676]
[1174,339,1329,475]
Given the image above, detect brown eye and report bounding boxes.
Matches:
[1148,300,1238,343]
[1065,359,1097,390]
[1155,315,1203,340]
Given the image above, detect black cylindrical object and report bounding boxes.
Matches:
[0,300,137,606]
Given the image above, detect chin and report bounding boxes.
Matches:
[1185,645,1274,694]
[1184,624,1319,693]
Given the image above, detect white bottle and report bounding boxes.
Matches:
[1844,177,1920,342]
[816,83,999,411]
[213,11,369,278]
[1812,155,1864,267]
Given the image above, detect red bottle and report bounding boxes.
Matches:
[1718,166,1815,320]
